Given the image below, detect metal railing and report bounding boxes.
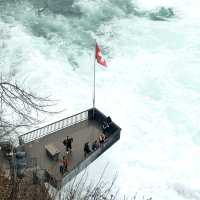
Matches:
[19,109,89,144]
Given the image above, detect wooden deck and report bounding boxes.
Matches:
[23,120,102,182]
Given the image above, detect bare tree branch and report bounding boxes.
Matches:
[0,76,59,139]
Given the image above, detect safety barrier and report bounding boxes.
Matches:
[19,109,89,144]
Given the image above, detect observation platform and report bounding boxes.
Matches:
[18,108,121,189]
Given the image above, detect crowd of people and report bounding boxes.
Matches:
[59,117,112,174]
[84,133,106,157]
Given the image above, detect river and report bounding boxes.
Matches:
[1,0,200,199]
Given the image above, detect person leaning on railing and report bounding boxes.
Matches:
[102,116,112,134]
[99,133,106,147]
[84,142,91,158]
[92,140,99,151]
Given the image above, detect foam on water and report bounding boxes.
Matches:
[1,0,200,199]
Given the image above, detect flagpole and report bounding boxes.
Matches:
[93,41,96,119]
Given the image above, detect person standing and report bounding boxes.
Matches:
[62,156,68,172]
[66,136,73,153]
[63,138,68,152]
[59,159,64,174]
[84,142,91,157]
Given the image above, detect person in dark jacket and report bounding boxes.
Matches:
[102,121,108,133]
[63,136,73,153]
[84,142,91,157]
[66,136,73,153]
[59,159,64,174]
[92,140,99,151]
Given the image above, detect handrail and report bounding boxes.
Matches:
[19,109,90,144]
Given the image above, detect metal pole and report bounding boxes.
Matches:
[93,41,96,119]
[0,73,2,127]
[0,73,2,110]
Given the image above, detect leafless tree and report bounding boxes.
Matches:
[56,168,152,200]
[0,165,152,200]
[0,75,56,139]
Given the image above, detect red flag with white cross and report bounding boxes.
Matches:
[95,43,107,67]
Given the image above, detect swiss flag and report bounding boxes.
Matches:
[95,43,107,67]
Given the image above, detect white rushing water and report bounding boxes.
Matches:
[1,0,200,199]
